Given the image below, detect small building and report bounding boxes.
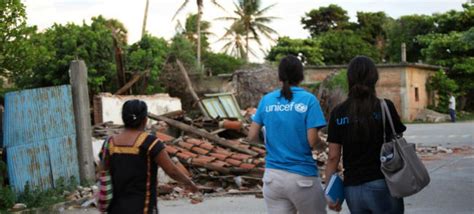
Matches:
[304,63,443,121]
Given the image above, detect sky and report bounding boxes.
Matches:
[23,0,468,62]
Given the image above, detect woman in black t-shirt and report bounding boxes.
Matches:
[325,56,406,214]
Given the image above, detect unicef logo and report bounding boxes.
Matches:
[294,103,308,113]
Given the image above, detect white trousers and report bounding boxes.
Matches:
[263,169,327,214]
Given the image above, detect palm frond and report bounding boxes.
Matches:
[172,0,190,20]
[255,3,277,16]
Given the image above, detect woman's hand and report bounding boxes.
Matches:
[327,200,342,212]
[184,181,199,193]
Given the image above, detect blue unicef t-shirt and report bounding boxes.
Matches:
[253,87,326,177]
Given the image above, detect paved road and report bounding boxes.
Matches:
[66,122,474,214]
[404,121,473,147]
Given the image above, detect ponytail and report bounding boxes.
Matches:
[281,81,293,101]
[278,55,304,101]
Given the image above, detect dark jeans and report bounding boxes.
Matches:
[345,179,404,214]
[449,109,456,123]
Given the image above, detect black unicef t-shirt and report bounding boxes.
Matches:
[327,99,406,186]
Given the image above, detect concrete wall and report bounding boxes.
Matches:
[94,93,182,125]
[405,67,434,121]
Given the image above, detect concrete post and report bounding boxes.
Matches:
[401,43,407,63]
[69,60,95,183]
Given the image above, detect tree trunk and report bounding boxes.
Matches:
[245,27,249,61]
[197,4,203,72]
[141,0,149,38]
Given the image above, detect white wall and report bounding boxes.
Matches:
[98,93,182,125]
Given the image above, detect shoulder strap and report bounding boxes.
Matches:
[381,99,397,137]
[380,99,386,143]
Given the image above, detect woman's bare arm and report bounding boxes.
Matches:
[155,150,198,192]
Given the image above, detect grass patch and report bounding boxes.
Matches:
[458,111,474,121]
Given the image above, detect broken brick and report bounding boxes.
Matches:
[209,152,230,161]
[186,138,204,146]
[192,147,210,155]
[178,141,195,150]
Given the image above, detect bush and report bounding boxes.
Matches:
[324,70,348,93]
[0,161,15,210]
[202,52,245,75]
[427,69,458,113]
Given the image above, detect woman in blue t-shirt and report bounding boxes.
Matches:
[325,56,405,213]
[248,55,327,214]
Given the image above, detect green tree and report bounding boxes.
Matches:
[385,15,435,62]
[266,37,324,65]
[218,0,278,60]
[169,34,197,70]
[173,0,224,68]
[433,3,474,34]
[202,52,245,75]
[15,16,117,94]
[177,13,212,51]
[126,35,169,94]
[318,30,379,65]
[356,12,390,61]
[301,4,351,37]
[427,70,459,112]
[418,28,474,110]
[0,0,37,85]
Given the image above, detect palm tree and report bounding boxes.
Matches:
[218,0,278,60]
[173,0,224,69]
[142,0,150,38]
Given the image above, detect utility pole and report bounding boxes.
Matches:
[142,0,150,38]
[69,60,95,183]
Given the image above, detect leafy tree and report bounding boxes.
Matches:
[418,28,474,110]
[356,12,390,60]
[385,15,435,62]
[433,3,474,34]
[126,35,169,94]
[318,30,379,65]
[218,0,278,60]
[173,0,224,68]
[177,13,212,52]
[0,0,37,84]
[202,52,245,75]
[169,34,197,71]
[301,4,351,37]
[427,70,459,112]
[266,37,324,65]
[15,16,117,94]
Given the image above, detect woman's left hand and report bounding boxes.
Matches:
[327,200,342,212]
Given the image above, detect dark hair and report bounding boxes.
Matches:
[278,55,304,101]
[346,56,379,142]
[122,99,148,129]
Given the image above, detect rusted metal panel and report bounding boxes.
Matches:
[3,85,76,148]
[3,85,80,192]
[48,136,80,186]
[6,142,53,192]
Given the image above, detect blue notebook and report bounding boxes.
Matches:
[325,174,345,204]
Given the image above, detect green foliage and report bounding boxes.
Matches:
[202,52,245,75]
[301,4,351,37]
[317,30,379,64]
[432,3,474,34]
[385,15,435,62]
[356,12,390,60]
[266,37,324,65]
[427,70,458,112]
[325,70,348,93]
[0,0,37,83]
[17,176,77,209]
[0,161,15,210]
[181,13,211,51]
[418,28,474,106]
[218,0,278,60]
[169,34,197,71]
[126,35,169,94]
[14,16,118,94]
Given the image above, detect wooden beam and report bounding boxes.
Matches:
[148,113,258,156]
[176,59,209,118]
[114,70,149,95]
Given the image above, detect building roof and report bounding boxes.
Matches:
[305,62,444,71]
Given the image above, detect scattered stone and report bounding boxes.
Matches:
[12,203,27,211]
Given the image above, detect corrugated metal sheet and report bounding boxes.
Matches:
[3,85,76,147]
[7,142,53,192]
[3,85,79,192]
[202,93,243,120]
